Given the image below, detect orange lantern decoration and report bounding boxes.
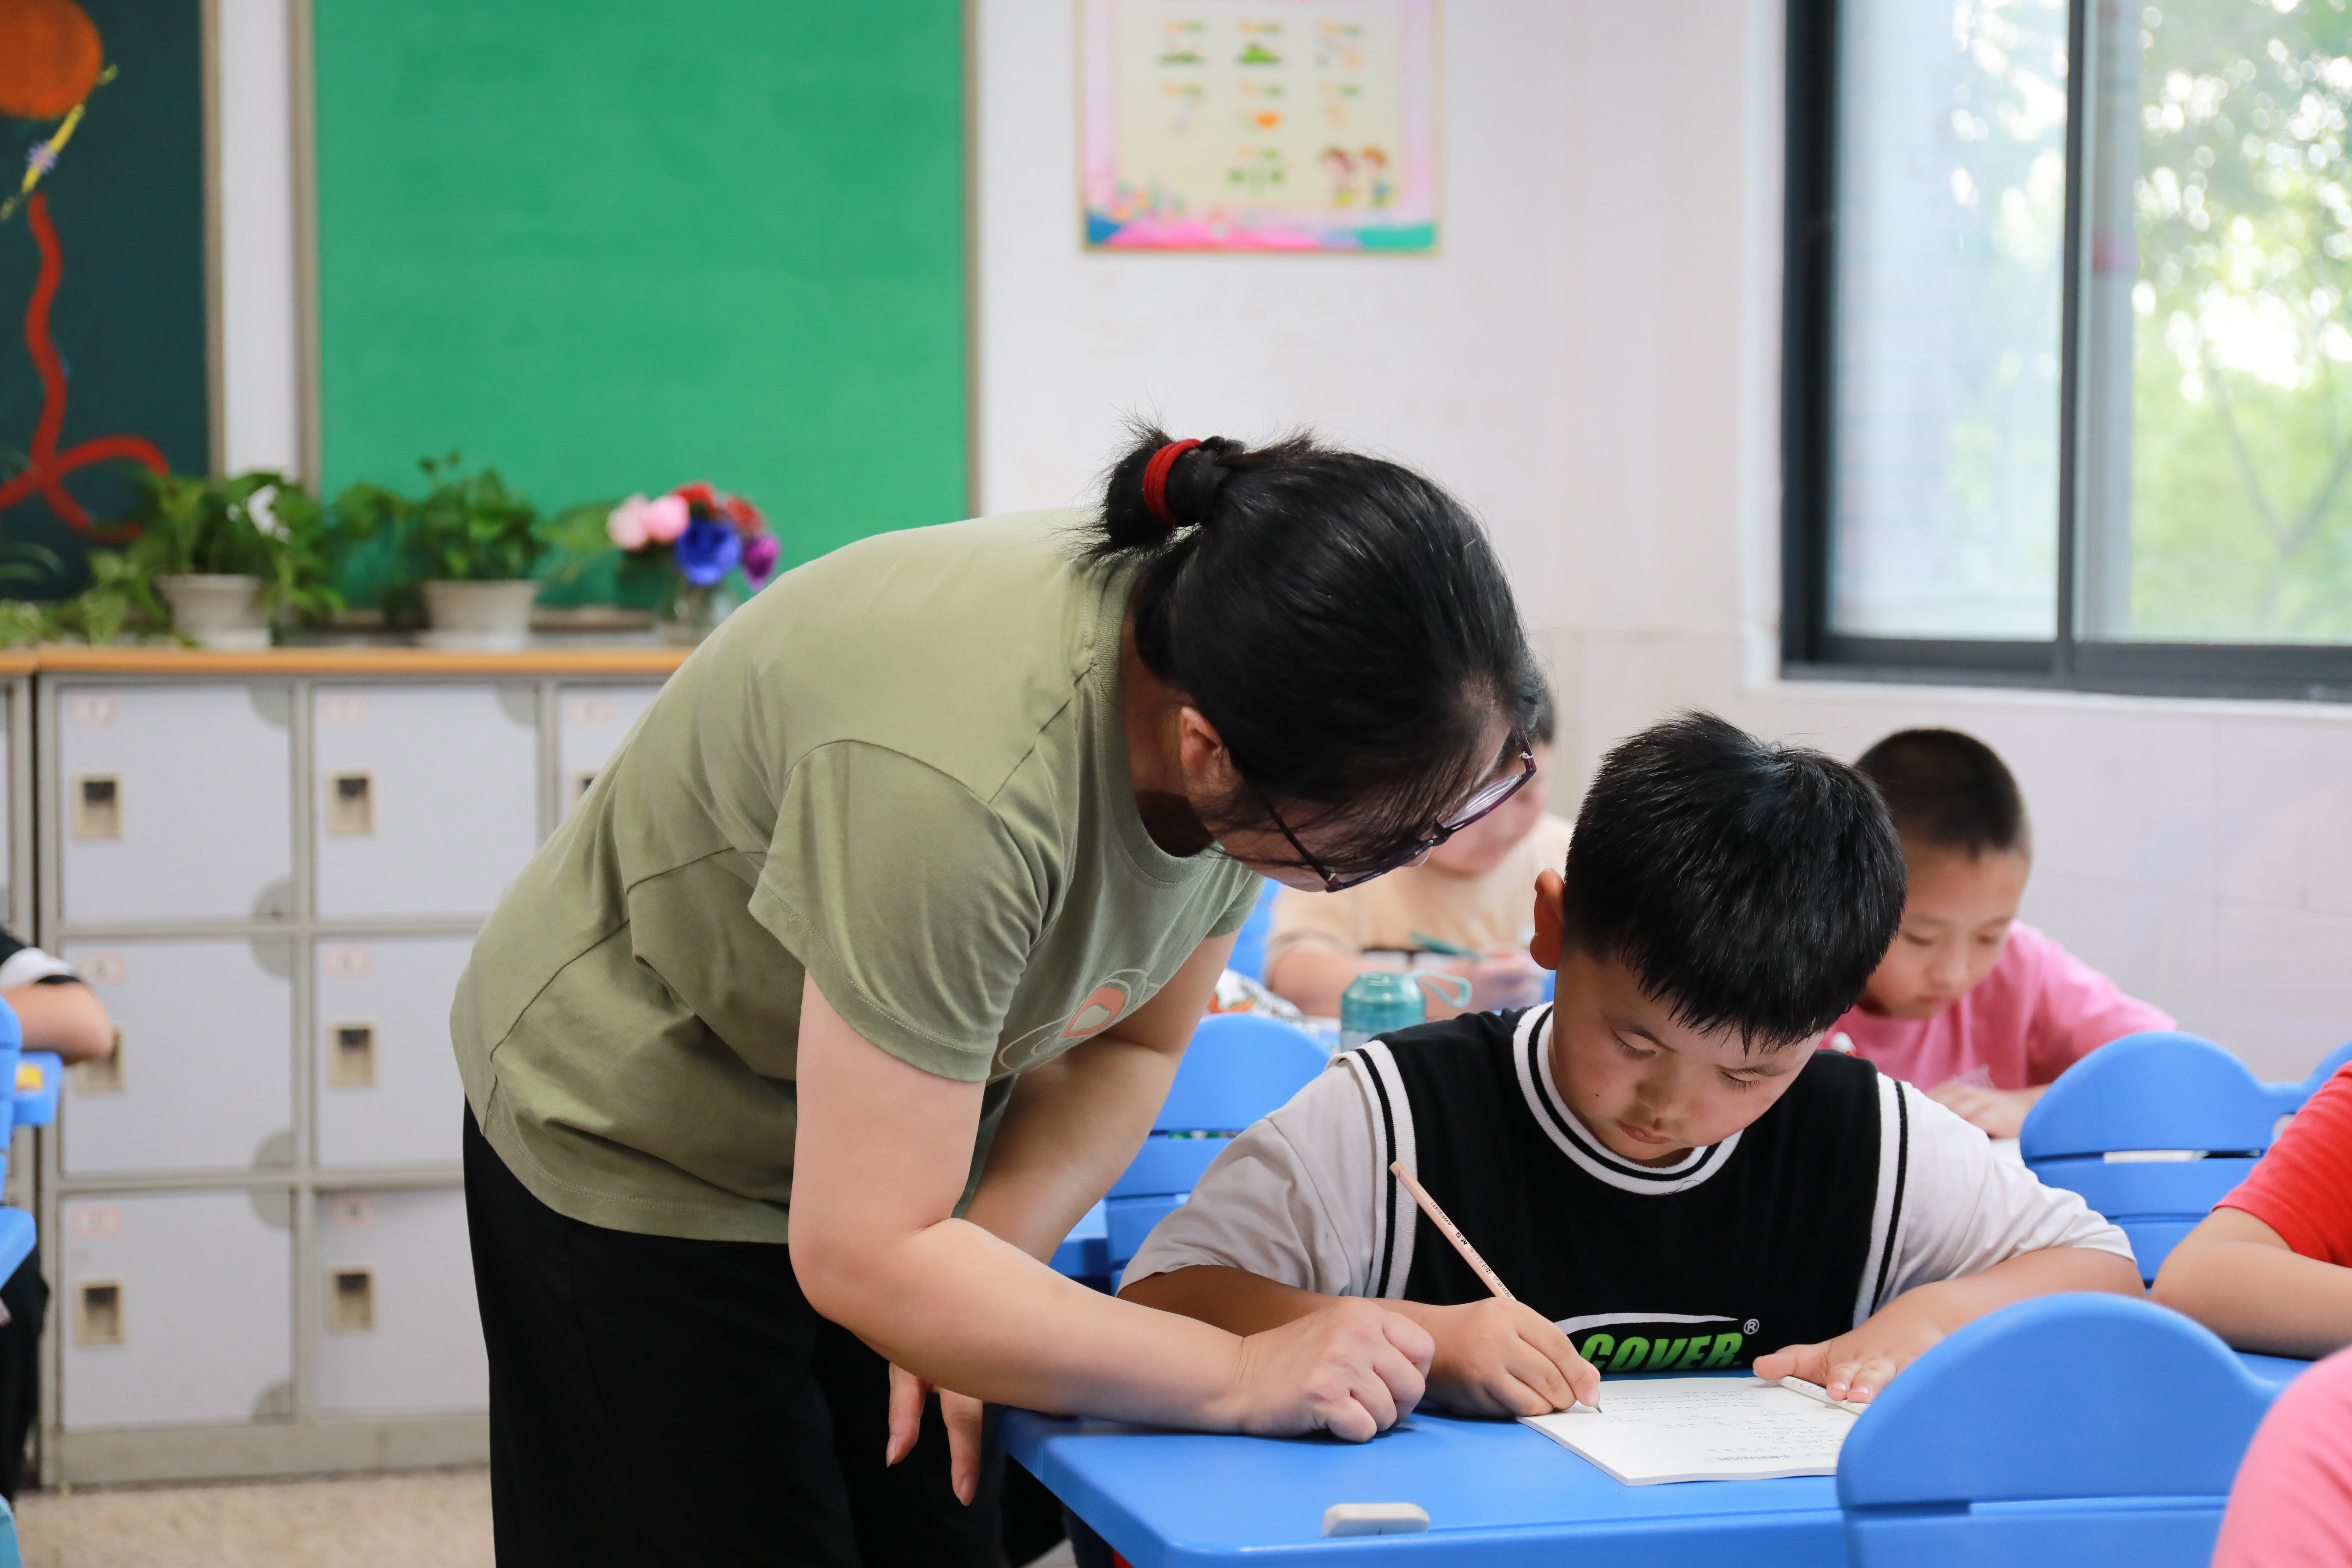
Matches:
[0,0,103,122]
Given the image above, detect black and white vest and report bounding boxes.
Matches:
[1340,1004,1911,1372]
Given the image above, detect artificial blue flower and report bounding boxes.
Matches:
[673,516,742,587]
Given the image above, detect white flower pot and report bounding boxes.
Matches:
[155,574,270,650]
[420,579,539,651]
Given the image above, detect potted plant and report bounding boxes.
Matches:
[596,481,779,643]
[404,454,542,649]
[116,470,339,648]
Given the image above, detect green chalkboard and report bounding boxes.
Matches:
[311,1,967,582]
[0,0,209,597]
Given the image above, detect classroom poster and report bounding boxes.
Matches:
[1080,0,1438,252]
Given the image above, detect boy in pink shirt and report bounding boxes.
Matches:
[1826,729,2172,1138]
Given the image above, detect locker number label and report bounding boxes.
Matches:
[320,692,369,726]
[71,1204,121,1238]
[66,693,114,727]
[321,945,371,978]
[565,695,615,726]
[326,1194,376,1228]
[77,952,124,985]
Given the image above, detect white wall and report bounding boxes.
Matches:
[212,2,2352,1078]
[974,0,2352,1080]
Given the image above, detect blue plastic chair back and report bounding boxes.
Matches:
[2021,1031,2332,1282]
[1224,881,1281,983]
[0,1001,32,1283]
[1839,1293,2279,1568]
[1083,1012,1330,1276]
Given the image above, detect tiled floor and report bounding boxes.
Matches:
[13,1469,493,1568]
[9,1470,1078,1567]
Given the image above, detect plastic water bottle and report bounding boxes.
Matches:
[1339,971,1429,1052]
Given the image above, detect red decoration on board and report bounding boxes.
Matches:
[0,192,166,537]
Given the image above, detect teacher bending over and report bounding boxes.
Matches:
[454,428,1545,1566]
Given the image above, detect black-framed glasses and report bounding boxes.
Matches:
[1254,730,1538,893]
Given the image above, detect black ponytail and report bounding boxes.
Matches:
[1086,423,1543,877]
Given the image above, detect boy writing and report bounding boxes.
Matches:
[1122,714,2138,1413]
[1831,729,2174,1138]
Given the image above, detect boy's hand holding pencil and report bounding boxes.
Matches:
[1388,1161,1603,1417]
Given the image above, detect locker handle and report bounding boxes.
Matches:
[327,1267,376,1333]
[326,772,375,836]
[328,1023,377,1089]
[71,775,122,840]
[74,1280,123,1346]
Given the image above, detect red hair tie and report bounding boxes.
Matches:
[1141,439,1203,527]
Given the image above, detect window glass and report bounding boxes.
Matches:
[1831,0,2071,639]
[2111,0,2352,642]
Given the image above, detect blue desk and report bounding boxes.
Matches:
[1006,1352,2314,1567]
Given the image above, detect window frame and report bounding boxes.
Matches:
[1781,0,2352,703]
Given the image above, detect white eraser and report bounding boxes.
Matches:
[1323,1502,1430,1538]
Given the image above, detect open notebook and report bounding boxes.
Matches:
[1520,1376,1862,1485]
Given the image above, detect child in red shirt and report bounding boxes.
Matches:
[1827,730,2172,1137]
[2161,1065,2352,1567]
[2154,1062,2352,1356]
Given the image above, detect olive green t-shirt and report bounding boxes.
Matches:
[453,509,1262,1243]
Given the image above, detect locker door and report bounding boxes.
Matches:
[60,940,296,1175]
[60,1191,293,1429]
[555,685,660,815]
[313,686,540,920]
[0,688,12,919]
[316,936,475,1167]
[314,1189,488,1414]
[57,685,294,925]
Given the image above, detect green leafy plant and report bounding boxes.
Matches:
[114,469,343,624]
[404,454,540,582]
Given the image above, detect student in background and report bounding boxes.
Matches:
[1829,729,2172,1138]
[0,928,114,1499]
[1125,716,2138,1413]
[1264,685,1569,1020]
[2152,1060,2352,1357]
[2211,1345,2352,1566]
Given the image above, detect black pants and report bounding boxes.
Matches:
[463,1110,1003,1567]
[0,1246,46,1500]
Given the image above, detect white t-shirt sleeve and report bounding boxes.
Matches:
[1119,1062,1380,1297]
[0,945,74,991]
[1882,1083,2136,1298]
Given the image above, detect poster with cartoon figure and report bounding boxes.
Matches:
[1081,0,1437,252]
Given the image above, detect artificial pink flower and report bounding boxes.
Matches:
[671,480,720,513]
[607,494,652,550]
[642,493,691,544]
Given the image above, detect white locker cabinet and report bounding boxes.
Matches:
[60,1191,293,1430]
[313,1189,488,1414]
[313,685,540,920]
[0,688,12,919]
[56,685,294,925]
[59,939,296,1175]
[316,936,475,1166]
[556,685,660,813]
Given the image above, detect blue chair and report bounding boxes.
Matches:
[0,998,58,1285]
[1224,881,1281,983]
[2022,1031,2344,1283]
[1840,1293,2280,1567]
[1049,1012,1329,1285]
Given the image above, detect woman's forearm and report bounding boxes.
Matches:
[1265,947,1357,1017]
[2154,1210,2352,1358]
[804,1214,1256,1423]
[964,1035,1182,1262]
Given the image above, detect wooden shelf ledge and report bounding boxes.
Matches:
[23,644,692,677]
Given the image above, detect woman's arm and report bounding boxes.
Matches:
[960,936,1229,1260]
[1125,1264,1598,1416]
[1264,945,1360,1019]
[2153,1206,2352,1358]
[5,982,113,1063]
[788,970,1432,1440]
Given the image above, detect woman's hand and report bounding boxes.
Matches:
[886,1363,989,1505]
[1462,954,1546,1014]
[1405,1298,1599,1416]
[1213,1300,1434,1442]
